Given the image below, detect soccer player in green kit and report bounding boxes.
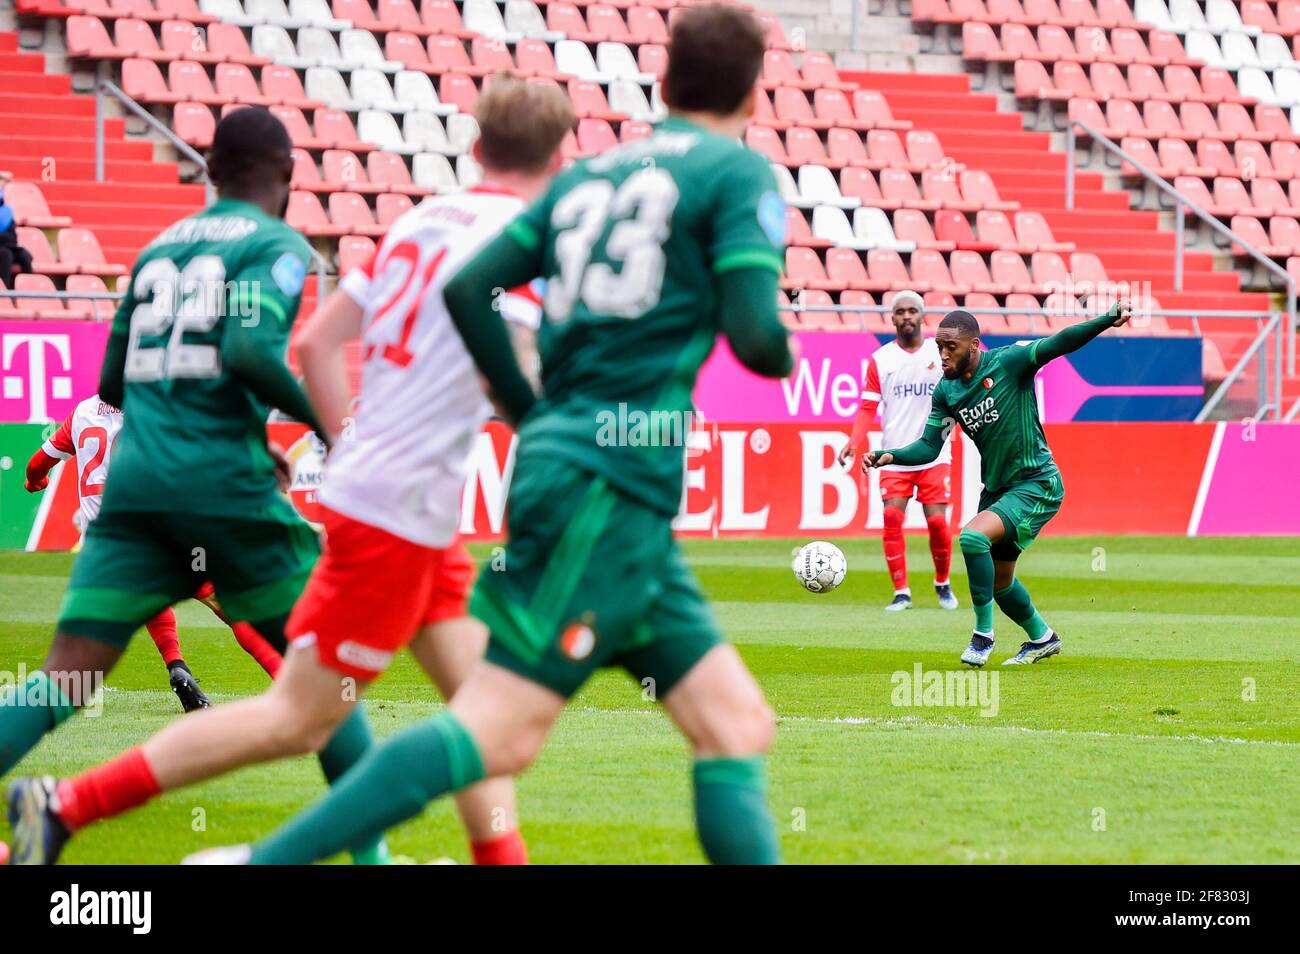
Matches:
[192,3,794,865]
[3,108,384,864]
[863,302,1131,667]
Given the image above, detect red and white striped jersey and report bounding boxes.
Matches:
[323,184,542,547]
[864,338,952,473]
[41,394,124,527]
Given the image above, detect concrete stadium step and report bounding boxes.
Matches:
[846,70,971,94]
[93,225,179,253]
[49,200,196,230]
[0,93,96,117]
[0,52,46,73]
[1051,226,1177,252]
[999,186,1131,210]
[0,114,126,138]
[883,90,1001,113]
[1094,249,1219,274]
[0,137,154,161]
[0,156,181,183]
[0,34,18,53]
[40,181,204,205]
[1156,290,1272,311]
[0,70,70,95]
[941,146,1068,171]
[1120,269,1242,292]
[1040,208,1164,231]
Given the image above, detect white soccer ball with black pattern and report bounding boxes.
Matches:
[792,541,847,594]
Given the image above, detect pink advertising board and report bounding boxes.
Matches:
[0,321,111,424]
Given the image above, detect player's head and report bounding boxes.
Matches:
[206,107,294,218]
[935,309,982,379]
[889,290,924,342]
[662,4,766,132]
[472,74,576,195]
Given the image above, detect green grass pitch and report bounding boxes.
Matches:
[1,535,1297,864]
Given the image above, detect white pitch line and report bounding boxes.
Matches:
[89,691,1300,750]
[1187,420,1226,537]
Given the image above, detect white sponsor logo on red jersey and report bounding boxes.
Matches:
[42,394,123,527]
[321,184,541,547]
[865,338,951,473]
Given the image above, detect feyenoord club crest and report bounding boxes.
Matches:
[982,377,995,389]
[560,617,597,660]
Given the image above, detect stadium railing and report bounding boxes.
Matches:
[95,79,213,206]
[1065,116,1297,387]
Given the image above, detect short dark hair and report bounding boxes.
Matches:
[207,107,293,194]
[938,310,981,337]
[663,4,766,115]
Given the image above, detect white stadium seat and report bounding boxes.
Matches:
[798,164,858,210]
[607,80,654,121]
[359,109,414,153]
[504,0,561,41]
[306,67,359,111]
[413,152,458,192]
[403,110,453,154]
[351,69,406,113]
[596,42,653,84]
[457,152,483,188]
[445,112,479,153]
[1204,0,1259,36]
[245,0,307,29]
[854,207,915,253]
[290,0,351,30]
[554,40,610,83]
[340,29,402,73]
[462,0,517,42]
[201,0,257,27]
[812,205,872,249]
[1168,0,1209,33]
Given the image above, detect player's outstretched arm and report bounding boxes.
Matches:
[1032,298,1132,366]
[443,229,542,428]
[866,417,946,471]
[24,410,73,492]
[716,267,793,378]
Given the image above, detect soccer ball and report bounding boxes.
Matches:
[792,541,847,594]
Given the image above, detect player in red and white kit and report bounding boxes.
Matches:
[36,78,575,865]
[838,290,959,612]
[24,396,285,711]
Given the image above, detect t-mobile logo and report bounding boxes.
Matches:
[2,333,73,422]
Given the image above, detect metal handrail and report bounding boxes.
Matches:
[1195,311,1282,422]
[96,79,213,205]
[1065,117,1297,387]
[1285,396,1300,422]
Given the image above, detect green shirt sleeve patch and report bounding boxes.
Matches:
[713,248,784,275]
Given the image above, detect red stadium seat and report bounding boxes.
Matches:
[66,16,121,59]
[122,57,177,103]
[786,127,835,167]
[515,39,562,78]
[866,129,911,170]
[745,125,788,164]
[824,247,873,290]
[428,35,479,75]
[17,227,71,276]
[923,168,977,211]
[787,208,828,250]
[577,117,617,155]
[802,52,854,91]
[976,209,1025,251]
[472,35,515,73]
[114,18,170,61]
[291,148,324,190]
[386,31,432,71]
[368,151,426,195]
[173,102,215,147]
[910,249,963,295]
[936,209,997,251]
[839,289,887,332]
[828,128,869,167]
[328,191,383,236]
[169,59,226,104]
[636,43,666,78]
[961,169,1017,210]
[547,2,597,41]
[880,168,937,210]
[840,167,889,208]
[1031,251,1069,287]
[58,228,125,274]
[1269,216,1300,254]
[991,250,1044,294]
[906,130,947,169]
[439,72,478,112]
[951,250,1010,294]
[853,90,909,130]
[322,150,376,192]
[338,235,376,275]
[420,0,475,38]
[333,0,383,30]
[567,79,623,121]
[627,6,668,44]
[1230,215,1289,257]
[206,22,268,66]
[1069,251,1108,285]
[962,22,1012,63]
[895,208,952,250]
[215,63,272,107]
[376,192,414,226]
[65,274,113,320]
[620,120,652,143]
[784,247,838,291]
[586,4,630,41]
[868,248,918,292]
[15,274,64,316]
[774,87,820,128]
[1014,211,1072,252]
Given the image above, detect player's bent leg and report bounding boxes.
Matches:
[243,660,564,865]
[661,645,780,865]
[408,619,525,862]
[146,608,212,713]
[921,501,957,610]
[993,558,1061,666]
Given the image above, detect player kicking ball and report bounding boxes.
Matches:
[838,290,957,612]
[5,78,576,865]
[24,394,285,711]
[179,4,794,866]
[863,301,1131,666]
[3,108,387,865]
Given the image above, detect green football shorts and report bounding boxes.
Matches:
[980,470,1064,559]
[471,452,722,700]
[57,494,319,648]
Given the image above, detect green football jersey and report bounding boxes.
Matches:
[505,115,787,515]
[102,197,313,516]
[927,342,1059,496]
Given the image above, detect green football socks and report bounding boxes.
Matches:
[251,712,485,865]
[0,671,77,775]
[959,529,996,635]
[693,756,780,865]
[994,579,1052,641]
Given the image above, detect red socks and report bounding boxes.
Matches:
[927,512,952,584]
[882,506,908,592]
[232,622,282,679]
[471,830,528,865]
[144,608,183,668]
[55,748,160,832]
